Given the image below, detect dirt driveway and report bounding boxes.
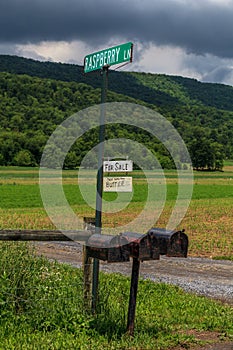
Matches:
[34,241,233,304]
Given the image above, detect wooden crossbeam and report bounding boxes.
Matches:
[0,229,91,242]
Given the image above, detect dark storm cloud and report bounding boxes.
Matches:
[1,0,233,59]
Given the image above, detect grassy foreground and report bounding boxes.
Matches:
[0,243,232,350]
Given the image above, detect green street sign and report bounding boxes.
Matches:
[84,42,133,73]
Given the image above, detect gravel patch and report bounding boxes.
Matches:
[35,242,233,304]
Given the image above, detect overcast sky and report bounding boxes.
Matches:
[1,0,233,85]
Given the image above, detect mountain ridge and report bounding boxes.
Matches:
[1,54,233,112]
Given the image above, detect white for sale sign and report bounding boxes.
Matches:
[103,160,133,173]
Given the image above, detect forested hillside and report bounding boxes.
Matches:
[0,72,148,168]
[2,54,233,111]
[1,54,233,169]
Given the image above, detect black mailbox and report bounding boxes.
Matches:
[121,232,160,261]
[86,234,130,262]
[147,228,188,258]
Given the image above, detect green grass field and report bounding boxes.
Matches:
[0,166,232,258]
[0,182,232,209]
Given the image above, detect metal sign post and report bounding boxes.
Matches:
[92,65,108,312]
[83,42,133,313]
[95,66,108,232]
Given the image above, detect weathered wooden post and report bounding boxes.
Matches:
[127,257,140,336]
[82,217,95,309]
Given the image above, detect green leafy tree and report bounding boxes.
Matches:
[63,151,79,169]
[189,138,224,171]
[14,150,35,167]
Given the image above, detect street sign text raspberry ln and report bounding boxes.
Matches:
[84,42,133,73]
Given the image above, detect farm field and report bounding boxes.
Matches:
[0,165,232,258]
[0,166,233,349]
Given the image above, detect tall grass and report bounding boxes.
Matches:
[0,243,86,330]
[0,243,232,349]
